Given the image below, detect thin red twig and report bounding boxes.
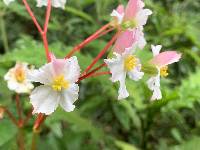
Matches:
[22,0,43,34]
[65,23,111,58]
[87,71,111,78]
[83,32,119,74]
[2,107,19,127]
[33,114,46,132]
[78,63,107,82]
[15,94,23,122]
[44,0,52,34]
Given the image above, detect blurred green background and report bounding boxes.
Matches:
[0,0,200,149]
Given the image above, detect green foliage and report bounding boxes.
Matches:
[0,0,200,150]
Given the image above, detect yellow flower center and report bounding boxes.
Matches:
[160,66,169,77]
[15,67,25,83]
[52,75,69,91]
[124,55,137,71]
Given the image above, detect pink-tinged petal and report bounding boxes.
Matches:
[124,0,141,21]
[52,58,66,76]
[150,51,182,67]
[114,30,136,54]
[116,4,125,14]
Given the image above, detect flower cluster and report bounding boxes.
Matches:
[3,0,181,118]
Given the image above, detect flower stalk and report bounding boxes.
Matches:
[65,23,112,58]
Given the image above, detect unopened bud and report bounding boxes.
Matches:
[142,63,158,76]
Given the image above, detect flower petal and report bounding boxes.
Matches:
[63,56,80,83]
[151,45,162,56]
[36,0,67,9]
[135,9,152,26]
[28,63,54,85]
[60,83,79,112]
[104,53,125,82]
[128,67,144,81]
[114,30,136,54]
[151,51,182,68]
[118,76,129,100]
[30,85,60,115]
[151,87,162,100]
[124,0,141,21]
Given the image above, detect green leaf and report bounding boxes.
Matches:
[0,119,17,146]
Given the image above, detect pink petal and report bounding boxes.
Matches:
[116,4,125,15]
[150,51,182,67]
[52,58,66,76]
[114,30,137,54]
[124,0,141,21]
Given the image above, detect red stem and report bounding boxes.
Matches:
[65,23,111,58]
[2,107,19,127]
[42,34,51,62]
[83,32,119,74]
[87,71,111,78]
[33,114,46,132]
[44,0,52,34]
[79,63,106,81]
[22,0,43,34]
[15,94,23,125]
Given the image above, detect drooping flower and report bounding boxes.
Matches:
[36,0,67,9]
[4,62,34,94]
[147,45,182,100]
[104,49,144,100]
[111,0,152,51]
[111,0,152,29]
[28,56,80,115]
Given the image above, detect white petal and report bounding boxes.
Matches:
[63,56,80,83]
[3,0,14,5]
[36,0,67,9]
[128,68,144,81]
[136,9,152,27]
[30,85,60,115]
[151,45,162,56]
[104,53,125,82]
[118,76,129,100]
[28,63,54,85]
[111,10,124,24]
[59,83,79,112]
[151,87,162,100]
[147,75,160,91]
[137,31,146,49]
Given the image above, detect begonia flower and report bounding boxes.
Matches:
[104,49,144,100]
[147,45,181,100]
[28,56,80,115]
[4,62,34,94]
[111,0,152,51]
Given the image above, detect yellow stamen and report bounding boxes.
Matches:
[15,67,25,83]
[160,66,169,77]
[124,55,137,71]
[52,75,69,91]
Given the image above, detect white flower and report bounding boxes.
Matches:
[28,56,80,115]
[4,62,34,94]
[36,0,67,9]
[3,0,14,5]
[147,45,181,100]
[104,49,144,100]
